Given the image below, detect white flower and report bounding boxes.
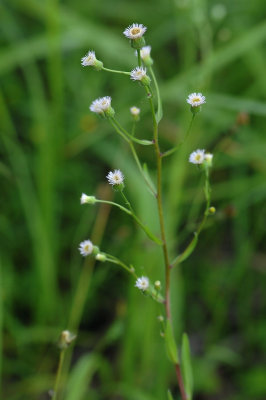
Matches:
[106,169,124,186]
[130,66,147,81]
[204,153,213,162]
[79,240,94,256]
[186,93,206,107]
[123,23,147,39]
[81,51,96,67]
[130,106,140,116]
[90,96,111,114]
[189,149,205,164]
[135,276,149,291]
[140,45,151,60]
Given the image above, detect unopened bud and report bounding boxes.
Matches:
[80,194,96,205]
[58,330,76,349]
[209,206,216,214]
[154,280,161,290]
[96,253,107,262]
[157,315,164,322]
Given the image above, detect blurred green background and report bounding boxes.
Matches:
[1,0,266,399]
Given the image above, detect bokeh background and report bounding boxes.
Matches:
[1,0,266,399]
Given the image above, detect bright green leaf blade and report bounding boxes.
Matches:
[165,320,179,364]
[181,333,193,400]
[65,354,99,400]
[167,389,174,400]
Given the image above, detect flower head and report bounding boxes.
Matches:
[130,67,150,85]
[135,276,149,291]
[130,66,147,81]
[106,169,124,186]
[81,50,103,70]
[130,106,140,116]
[81,51,96,66]
[189,149,205,164]
[123,23,147,39]
[186,93,206,107]
[79,239,94,256]
[90,96,114,117]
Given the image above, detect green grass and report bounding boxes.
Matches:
[1,0,266,399]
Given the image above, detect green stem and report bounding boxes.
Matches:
[109,118,130,143]
[111,117,153,145]
[52,349,65,400]
[102,67,130,76]
[137,49,142,67]
[104,254,137,276]
[128,141,156,196]
[162,114,195,158]
[120,191,134,213]
[95,199,162,245]
[146,84,187,400]
[171,167,211,267]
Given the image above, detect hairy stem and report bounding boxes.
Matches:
[145,84,187,400]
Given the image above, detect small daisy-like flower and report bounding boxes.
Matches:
[81,50,96,67]
[140,45,151,59]
[135,276,149,291]
[106,169,124,186]
[189,149,206,164]
[90,96,112,114]
[123,23,147,39]
[130,106,140,116]
[79,239,94,256]
[130,66,147,81]
[187,93,206,107]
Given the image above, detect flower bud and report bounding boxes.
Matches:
[208,206,216,214]
[80,194,96,205]
[154,280,161,290]
[58,330,76,349]
[96,253,107,262]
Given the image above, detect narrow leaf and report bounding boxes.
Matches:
[172,233,198,266]
[181,333,193,400]
[167,389,174,400]
[165,320,179,364]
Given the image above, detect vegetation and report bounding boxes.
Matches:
[1,0,266,399]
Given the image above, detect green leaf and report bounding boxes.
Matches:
[165,320,179,364]
[181,333,193,400]
[167,389,174,400]
[65,354,99,400]
[172,233,198,266]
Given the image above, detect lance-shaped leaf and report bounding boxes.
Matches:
[165,320,179,364]
[181,333,193,400]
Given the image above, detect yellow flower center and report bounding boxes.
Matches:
[195,154,202,161]
[192,97,200,103]
[131,27,141,35]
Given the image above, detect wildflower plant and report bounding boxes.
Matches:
[52,23,216,400]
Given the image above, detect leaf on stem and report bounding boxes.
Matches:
[181,333,193,400]
[165,320,179,364]
[172,233,198,266]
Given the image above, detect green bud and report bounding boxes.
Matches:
[96,253,107,262]
[209,206,216,214]
[93,60,104,71]
[131,37,146,49]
